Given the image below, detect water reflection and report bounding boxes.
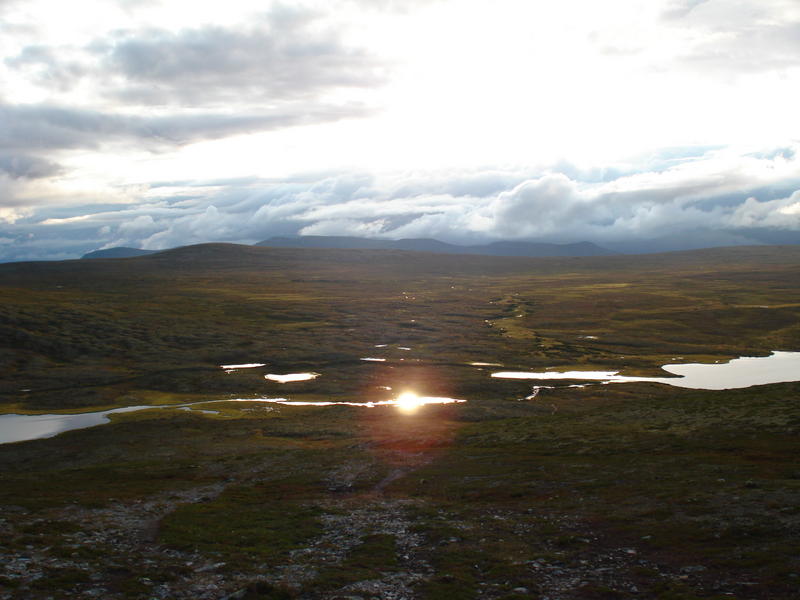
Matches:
[225,395,466,409]
[0,405,162,445]
[660,351,800,389]
[10,351,795,445]
[221,362,266,373]
[394,391,424,414]
[0,392,465,445]
[178,406,219,415]
[265,372,320,383]
[493,370,619,380]
[492,351,800,390]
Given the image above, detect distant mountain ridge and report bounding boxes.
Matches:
[256,236,616,257]
[81,247,159,259]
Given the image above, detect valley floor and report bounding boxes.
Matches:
[1,245,799,599]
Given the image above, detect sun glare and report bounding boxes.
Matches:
[395,391,423,414]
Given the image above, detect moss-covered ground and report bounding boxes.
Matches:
[0,244,799,599]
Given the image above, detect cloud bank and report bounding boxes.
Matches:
[0,0,799,261]
[2,144,798,261]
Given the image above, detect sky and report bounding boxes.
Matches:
[1,0,799,261]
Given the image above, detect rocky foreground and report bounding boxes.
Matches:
[2,445,783,600]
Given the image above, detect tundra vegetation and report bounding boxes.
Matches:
[1,244,799,599]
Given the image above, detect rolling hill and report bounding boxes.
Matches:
[256,235,615,256]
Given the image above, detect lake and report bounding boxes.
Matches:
[491,351,800,390]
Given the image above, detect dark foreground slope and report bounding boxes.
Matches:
[1,244,799,599]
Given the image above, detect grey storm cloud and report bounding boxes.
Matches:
[99,22,381,106]
[0,101,370,171]
[6,7,384,107]
[0,5,384,214]
[0,153,61,179]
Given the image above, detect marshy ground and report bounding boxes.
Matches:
[1,244,799,599]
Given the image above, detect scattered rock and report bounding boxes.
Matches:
[681,565,708,574]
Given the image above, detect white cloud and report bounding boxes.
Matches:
[727,191,800,229]
[489,174,586,239]
[299,218,389,237]
[0,207,28,224]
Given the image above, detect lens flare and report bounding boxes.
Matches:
[395,391,423,414]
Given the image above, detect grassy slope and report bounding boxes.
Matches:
[0,244,799,599]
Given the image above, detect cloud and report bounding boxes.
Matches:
[83,147,793,250]
[727,191,800,229]
[101,22,379,105]
[345,0,447,13]
[4,146,800,262]
[661,0,710,20]
[489,174,586,238]
[1,102,370,152]
[1,2,799,261]
[589,1,800,82]
[4,45,87,92]
[473,150,800,241]
[0,204,30,224]
[0,101,370,214]
[0,153,62,179]
[682,23,800,75]
[139,204,253,249]
[0,5,384,215]
[667,1,800,75]
[7,7,384,108]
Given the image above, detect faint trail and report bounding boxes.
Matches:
[373,467,406,492]
[371,452,433,494]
